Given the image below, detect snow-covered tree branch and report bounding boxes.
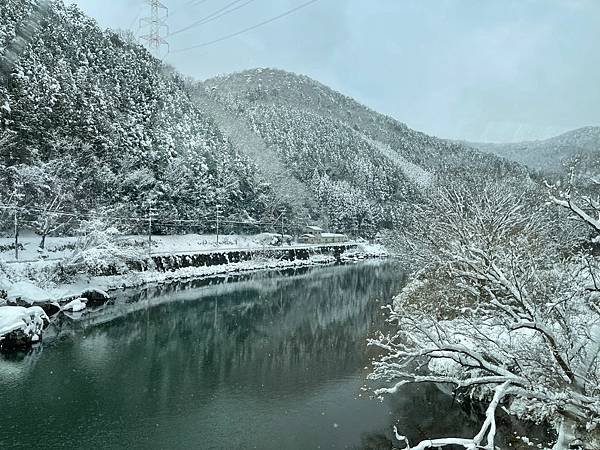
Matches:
[55,217,143,281]
[370,180,600,449]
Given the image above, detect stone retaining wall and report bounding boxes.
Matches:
[130,244,356,273]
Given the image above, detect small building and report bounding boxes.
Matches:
[305,225,324,236]
[299,233,319,244]
[299,226,347,244]
[319,232,347,244]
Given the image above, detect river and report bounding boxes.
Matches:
[0,262,544,449]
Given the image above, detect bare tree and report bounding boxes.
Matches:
[57,217,142,280]
[10,163,74,249]
[370,182,600,449]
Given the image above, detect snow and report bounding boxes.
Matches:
[0,306,48,341]
[343,242,388,259]
[62,298,87,312]
[5,281,53,305]
[360,136,434,190]
[0,250,357,305]
[0,232,380,306]
[0,233,345,263]
[21,253,338,307]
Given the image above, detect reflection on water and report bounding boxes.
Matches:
[0,262,538,449]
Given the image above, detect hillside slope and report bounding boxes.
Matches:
[197,69,528,233]
[0,0,275,235]
[467,126,600,172]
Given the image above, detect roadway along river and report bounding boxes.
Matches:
[0,261,538,449]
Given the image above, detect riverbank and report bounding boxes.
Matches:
[0,233,314,263]
[0,262,413,449]
[0,235,388,348]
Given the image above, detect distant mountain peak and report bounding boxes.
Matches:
[467,126,600,172]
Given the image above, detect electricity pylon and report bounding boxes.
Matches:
[139,0,169,56]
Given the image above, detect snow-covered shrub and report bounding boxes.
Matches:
[54,219,143,281]
[0,260,16,298]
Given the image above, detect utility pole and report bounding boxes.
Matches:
[12,185,22,261]
[148,207,155,256]
[216,204,222,246]
[139,0,169,56]
[281,210,285,244]
[14,207,19,261]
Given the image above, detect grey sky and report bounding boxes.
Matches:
[65,0,600,143]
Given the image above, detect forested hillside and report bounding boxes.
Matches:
[198,69,529,234]
[468,126,600,173]
[0,1,530,240]
[0,0,274,236]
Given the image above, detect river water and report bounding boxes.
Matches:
[0,262,543,449]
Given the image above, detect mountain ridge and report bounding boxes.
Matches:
[464,126,600,172]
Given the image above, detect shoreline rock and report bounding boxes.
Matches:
[0,306,49,351]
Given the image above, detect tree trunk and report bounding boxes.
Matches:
[552,418,575,450]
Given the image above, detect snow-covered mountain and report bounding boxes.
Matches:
[196,68,526,233]
[467,126,600,173]
[0,0,526,237]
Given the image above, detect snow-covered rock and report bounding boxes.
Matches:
[0,306,49,349]
[62,298,87,312]
[6,281,51,305]
[80,288,110,306]
[342,243,389,261]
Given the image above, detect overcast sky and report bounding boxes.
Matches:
[65,0,600,143]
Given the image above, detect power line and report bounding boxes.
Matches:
[128,6,145,32]
[168,0,255,38]
[170,0,212,17]
[184,0,211,8]
[171,0,320,53]
[0,204,280,227]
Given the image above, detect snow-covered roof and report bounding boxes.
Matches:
[321,233,346,238]
[301,233,316,238]
[306,225,324,232]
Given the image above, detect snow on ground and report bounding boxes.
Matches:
[0,251,347,305]
[5,281,54,305]
[0,233,321,263]
[0,232,76,263]
[342,242,389,259]
[39,254,339,303]
[0,232,384,306]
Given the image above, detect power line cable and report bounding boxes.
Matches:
[0,204,280,227]
[169,0,253,37]
[169,0,257,37]
[171,0,212,17]
[184,0,211,8]
[171,0,320,53]
[128,6,145,32]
